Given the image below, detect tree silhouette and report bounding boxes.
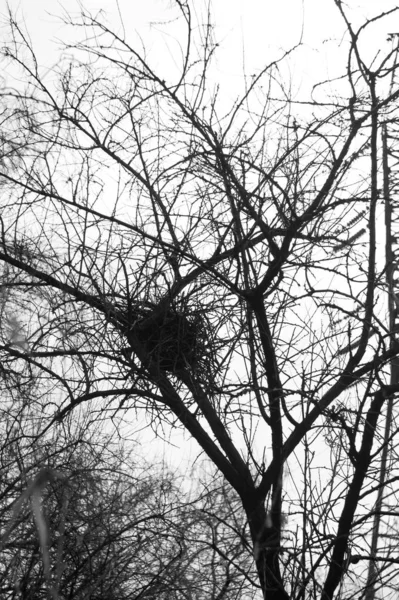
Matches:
[1,1,399,598]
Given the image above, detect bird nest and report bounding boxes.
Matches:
[130,302,211,374]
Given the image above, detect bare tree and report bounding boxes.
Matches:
[0,396,255,599]
[1,1,399,598]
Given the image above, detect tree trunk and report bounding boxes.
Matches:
[245,499,289,600]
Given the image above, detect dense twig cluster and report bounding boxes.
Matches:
[129,301,211,374]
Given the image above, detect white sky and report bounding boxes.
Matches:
[1,0,398,469]
[3,0,399,86]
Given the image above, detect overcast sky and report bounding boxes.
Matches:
[1,0,398,467]
[2,0,399,89]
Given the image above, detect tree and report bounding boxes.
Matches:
[1,1,399,598]
[0,396,255,600]
[0,299,254,599]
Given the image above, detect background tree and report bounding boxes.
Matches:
[0,391,256,599]
[1,1,399,598]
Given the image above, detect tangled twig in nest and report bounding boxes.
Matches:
[127,302,211,375]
